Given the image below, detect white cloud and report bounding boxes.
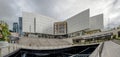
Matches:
[0,0,120,29]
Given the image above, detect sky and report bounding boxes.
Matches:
[0,0,120,30]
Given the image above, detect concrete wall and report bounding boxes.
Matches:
[22,12,58,34]
[66,9,89,33]
[90,14,103,30]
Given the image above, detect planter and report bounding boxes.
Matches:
[0,41,9,48]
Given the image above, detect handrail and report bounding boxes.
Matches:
[99,42,104,57]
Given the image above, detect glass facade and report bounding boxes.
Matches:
[13,22,19,33]
[19,17,22,36]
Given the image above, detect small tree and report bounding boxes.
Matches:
[0,21,10,42]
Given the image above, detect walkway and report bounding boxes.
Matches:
[90,40,120,57]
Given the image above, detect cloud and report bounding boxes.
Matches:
[0,0,20,29]
[0,0,120,29]
[103,0,120,28]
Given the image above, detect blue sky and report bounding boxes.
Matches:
[0,0,120,29]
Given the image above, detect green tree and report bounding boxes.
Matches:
[0,21,10,42]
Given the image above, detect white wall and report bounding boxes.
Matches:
[22,12,35,33]
[22,12,59,34]
[66,9,89,33]
[89,14,103,30]
[22,9,104,35]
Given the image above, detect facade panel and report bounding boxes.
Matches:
[89,14,103,30]
[22,12,58,34]
[22,12,34,33]
[66,9,89,33]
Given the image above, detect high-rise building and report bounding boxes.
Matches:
[13,22,19,33]
[19,17,22,36]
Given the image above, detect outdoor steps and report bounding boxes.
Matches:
[18,37,72,47]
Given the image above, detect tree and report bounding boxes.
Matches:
[0,21,10,42]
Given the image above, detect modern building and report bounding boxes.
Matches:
[54,21,67,38]
[22,9,104,38]
[22,12,59,38]
[61,9,103,38]
[13,22,19,33]
[54,21,67,35]
[65,9,89,34]
[89,14,103,30]
[19,17,22,36]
